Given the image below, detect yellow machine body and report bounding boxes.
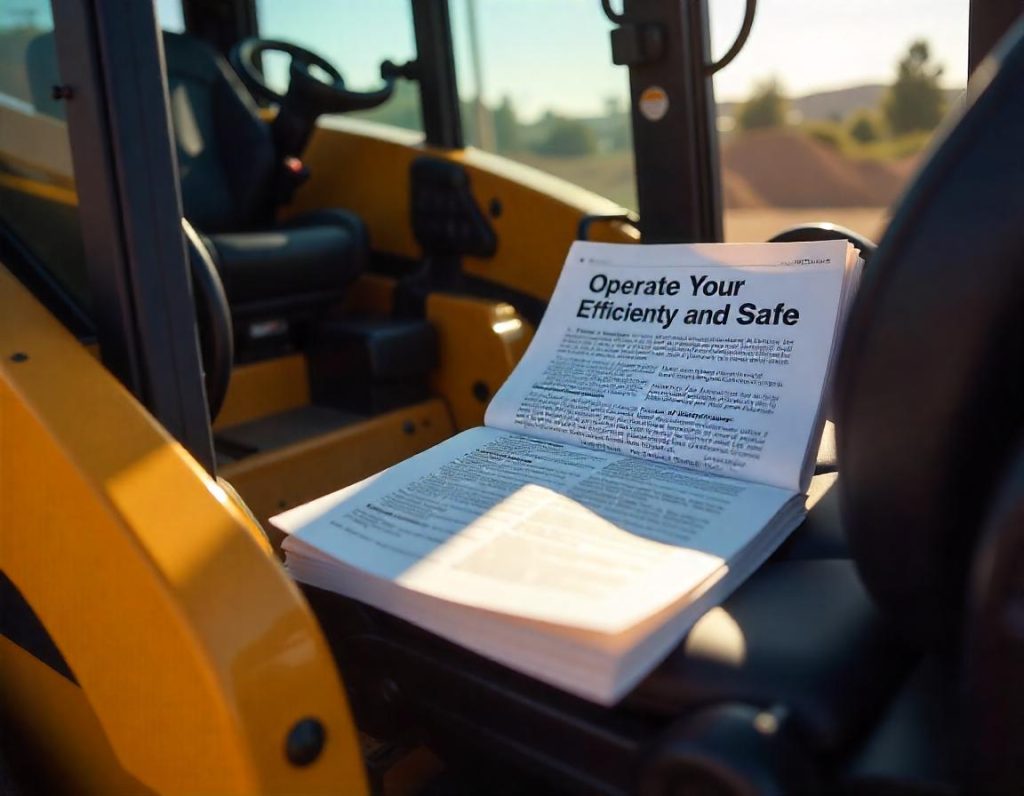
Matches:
[0,105,632,793]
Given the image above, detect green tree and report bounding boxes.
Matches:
[532,117,597,157]
[492,95,521,154]
[883,40,946,135]
[847,109,881,143]
[603,94,631,151]
[737,79,788,131]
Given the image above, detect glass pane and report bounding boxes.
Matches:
[255,0,423,132]
[155,0,184,33]
[450,0,636,209]
[0,0,91,315]
[709,0,970,242]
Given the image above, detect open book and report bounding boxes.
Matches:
[273,239,863,705]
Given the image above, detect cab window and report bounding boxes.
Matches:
[446,0,969,243]
[156,0,184,33]
[255,0,423,132]
[709,0,970,241]
[0,2,90,321]
[449,0,637,210]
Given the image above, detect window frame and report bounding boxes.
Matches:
[50,0,215,472]
[409,0,464,148]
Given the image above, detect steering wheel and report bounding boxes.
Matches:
[230,38,396,117]
[769,222,877,263]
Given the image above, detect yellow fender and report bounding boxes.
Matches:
[0,268,366,794]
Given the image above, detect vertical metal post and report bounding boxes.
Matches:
[611,0,723,243]
[51,0,215,472]
[464,0,494,149]
[411,0,465,149]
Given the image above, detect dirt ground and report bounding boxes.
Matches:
[514,128,912,245]
[720,129,911,209]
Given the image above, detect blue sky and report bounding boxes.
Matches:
[249,0,970,120]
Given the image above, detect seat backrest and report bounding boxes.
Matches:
[162,32,276,233]
[965,438,1024,791]
[836,20,1024,646]
[27,30,277,234]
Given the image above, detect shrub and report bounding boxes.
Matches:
[533,117,598,157]
[737,79,788,131]
[848,110,882,143]
[802,120,849,152]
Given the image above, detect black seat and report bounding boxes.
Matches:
[305,20,1024,795]
[161,32,367,329]
[26,30,368,346]
[307,477,908,793]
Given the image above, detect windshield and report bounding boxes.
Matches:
[710,0,969,241]
[227,0,967,242]
[447,0,969,241]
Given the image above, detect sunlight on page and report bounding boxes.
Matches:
[278,425,797,635]
[682,607,748,666]
[398,483,725,605]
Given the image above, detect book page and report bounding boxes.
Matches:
[276,427,794,634]
[485,240,850,491]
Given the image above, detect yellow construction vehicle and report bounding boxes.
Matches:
[1,0,1022,793]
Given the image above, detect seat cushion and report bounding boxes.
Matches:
[306,476,908,771]
[841,656,961,795]
[205,209,367,316]
[626,558,913,753]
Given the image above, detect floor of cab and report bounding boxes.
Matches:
[215,404,364,464]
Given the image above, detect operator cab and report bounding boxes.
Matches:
[1,1,1021,794]
[9,20,475,487]
[163,32,372,342]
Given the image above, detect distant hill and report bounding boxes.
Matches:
[718,83,964,123]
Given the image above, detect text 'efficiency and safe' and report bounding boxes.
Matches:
[576,274,801,330]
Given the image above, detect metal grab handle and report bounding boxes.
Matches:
[600,0,757,76]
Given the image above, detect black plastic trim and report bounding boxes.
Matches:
[371,254,547,328]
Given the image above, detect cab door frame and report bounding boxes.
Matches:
[52,0,214,471]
